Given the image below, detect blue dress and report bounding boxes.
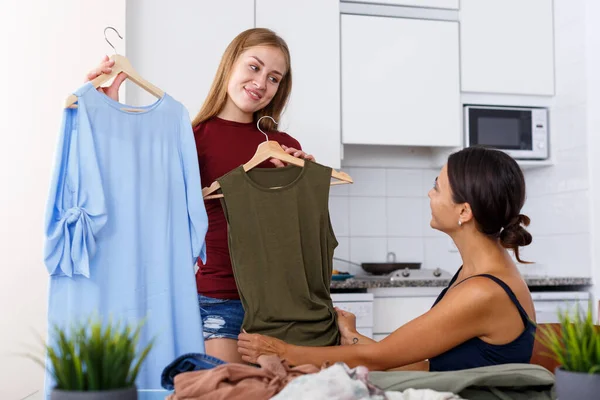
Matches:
[43,82,208,392]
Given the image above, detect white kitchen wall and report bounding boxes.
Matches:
[0,2,127,399]
[331,0,593,279]
[330,165,462,276]
[585,0,600,306]
[518,0,591,278]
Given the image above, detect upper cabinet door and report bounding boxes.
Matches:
[341,14,461,147]
[344,0,458,9]
[256,0,341,169]
[460,0,555,95]
[126,1,254,114]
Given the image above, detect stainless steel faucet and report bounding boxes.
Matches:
[387,252,397,263]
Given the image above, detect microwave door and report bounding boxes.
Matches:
[468,108,534,156]
[478,117,526,152]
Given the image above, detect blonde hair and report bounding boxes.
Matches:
[191,28,292,132]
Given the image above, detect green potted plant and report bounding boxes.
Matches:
[538,303,600,399]
[32,318,153,400]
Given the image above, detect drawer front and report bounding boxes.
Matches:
[333,301,374,328]
[373,334,388,342]
[533,299,589,324]
[358,327,373,339]
[373,296,437,334]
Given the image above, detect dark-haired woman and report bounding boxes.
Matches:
[237,146,537,372]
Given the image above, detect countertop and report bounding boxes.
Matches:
[330,275,593,290]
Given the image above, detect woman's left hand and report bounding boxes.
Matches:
[270,145,315,167]
[335,307,365,345]
[238,332,288,364]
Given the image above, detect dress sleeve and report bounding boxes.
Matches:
[178,107,208,265]
[43,106,107,278]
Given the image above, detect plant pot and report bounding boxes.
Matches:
[555,367,600,399]
[51,387,137,400]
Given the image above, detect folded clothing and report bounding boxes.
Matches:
[369,363,555,400]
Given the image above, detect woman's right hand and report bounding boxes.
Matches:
[85,55,128,101]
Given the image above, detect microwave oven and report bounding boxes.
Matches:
[464,105,549,160]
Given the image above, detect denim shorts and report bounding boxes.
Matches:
[161,352,226,390]
[198,294,245,340]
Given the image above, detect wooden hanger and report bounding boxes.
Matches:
[65,27,164,112]
[202,116,353,200]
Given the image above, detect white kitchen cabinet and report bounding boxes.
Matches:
[369,287,442,339]
[341,14,461,147]
[332,293,374,339]
[532,292,590,324]
[256,0,341,169]
[343,0,458,10]
[126,0,254,115]
[460,0,555,95]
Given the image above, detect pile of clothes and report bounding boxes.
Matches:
[160,353,555,400]
[161,354,461,400]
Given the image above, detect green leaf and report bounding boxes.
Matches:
[28,317,154,391]
[540,302,600,374]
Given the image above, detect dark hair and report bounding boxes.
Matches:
[447,146,532,263]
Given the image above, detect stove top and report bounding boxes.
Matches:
[361,267,452,281]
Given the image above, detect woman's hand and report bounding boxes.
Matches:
[270,144,315,167]
[85,55,128,101]
[335,307,360,345]
[237,331,288,364]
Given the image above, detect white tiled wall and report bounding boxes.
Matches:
[520,0,591,278]
[330,0,593,279]
[329,167,461,277]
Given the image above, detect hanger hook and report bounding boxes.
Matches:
[256,116,277,142]
[104,26,123,55]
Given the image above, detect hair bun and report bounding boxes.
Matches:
[505,214,531,230]
[500,214,532,263]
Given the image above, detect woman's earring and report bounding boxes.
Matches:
[458,220,462,226]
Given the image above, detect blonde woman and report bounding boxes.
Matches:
[87,28,314,363]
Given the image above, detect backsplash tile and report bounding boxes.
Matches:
[421,168,439,193]
[386,169,423,197]
[518,233,591,277]
[329,196,350,237]
[329,181,350,197]
[525,146,589,195]
[349,197,387,237]
[386,197,424,237]
[522,190,590,237]
[421,197,445,238]
[348,167,387,197]
[349,237,388,268]
[330,149,591,277]
[423,237,462,274]
[387,238,424,263]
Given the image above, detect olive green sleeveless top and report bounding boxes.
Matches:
[217,161,339,346]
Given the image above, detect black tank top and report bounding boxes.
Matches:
[429,268,536,371]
